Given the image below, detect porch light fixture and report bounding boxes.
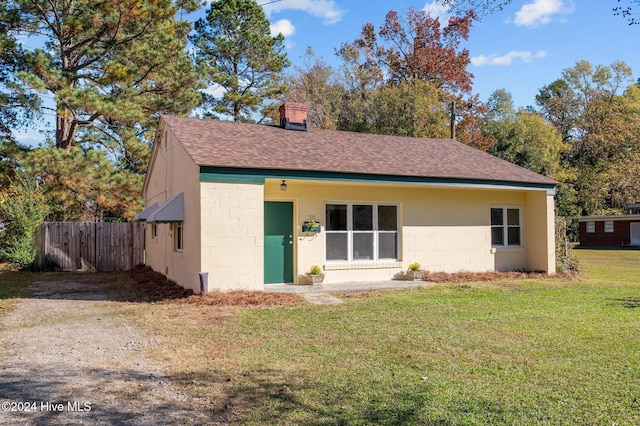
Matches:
[280,180,287,191]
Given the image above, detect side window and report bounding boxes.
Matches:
[491,207,521,247]
[586,221,595,233]
[378,205,398,259]
[604,221,614,233]
[326,204,348,260]
[174,222,183,252]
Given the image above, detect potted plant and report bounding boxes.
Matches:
[302,220,321,233]
[307,265,324,284]
[407,262,424,281]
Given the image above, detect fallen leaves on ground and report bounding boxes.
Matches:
[128,265,301,306]
[422,270,581,283]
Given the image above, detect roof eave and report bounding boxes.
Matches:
[199,166,557,194]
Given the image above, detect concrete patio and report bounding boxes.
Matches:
[263,280,432,304]
[263,280,431,293]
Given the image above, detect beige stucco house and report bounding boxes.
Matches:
[135,103,557,293]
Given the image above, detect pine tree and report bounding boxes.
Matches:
[191,0,290,122]
[3,0,202,154]
[1,0,204,220]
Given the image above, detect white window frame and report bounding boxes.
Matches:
[604,221,614,233]
[586,221,595,233]
[174,222,183,252]
[151,224,158,239]
[325,203,399,262]
[491,206,523,248]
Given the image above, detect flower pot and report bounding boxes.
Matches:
[302,221,321,233]
[308,274,324,284]
[407,270,424,281]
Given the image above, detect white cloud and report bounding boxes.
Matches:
[471,50,547,66]
[422,1,450,22]
[262,0,347,25]
[270,19,295,37]
[513,0,573,28]
[14,129,44,147]
[203,84,226,98]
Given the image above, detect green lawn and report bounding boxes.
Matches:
[1,251,639,424]
[187,249,640,425]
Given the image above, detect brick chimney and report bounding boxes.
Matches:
[279,103,308,131]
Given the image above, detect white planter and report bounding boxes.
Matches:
[407,270,424,281]
[307,274,324,284]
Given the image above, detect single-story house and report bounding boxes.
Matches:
[576,203,640,248]
[135,103,557,293]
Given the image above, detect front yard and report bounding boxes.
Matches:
[0,249,638,424]
[130,249,640,424]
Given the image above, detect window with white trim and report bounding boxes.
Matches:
[604,221,614,233]
[151,224,157,239]
[174,222,183,252]
[586,221,595,233]
[491,207,522,247]
[326,203,398,261]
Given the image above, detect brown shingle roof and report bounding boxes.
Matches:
[161,115,557,186]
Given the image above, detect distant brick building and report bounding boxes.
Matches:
[577,203,640,248]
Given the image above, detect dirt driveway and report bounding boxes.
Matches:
[0,274,215,425]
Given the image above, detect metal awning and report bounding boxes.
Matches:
[147,193,184,223]
[133,203,158,222]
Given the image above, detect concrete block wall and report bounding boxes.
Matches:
[403,225,495,273]
[200,182,264,291]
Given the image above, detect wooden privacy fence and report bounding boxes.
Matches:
[35,222,145,272]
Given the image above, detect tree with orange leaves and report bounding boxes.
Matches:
[338,8,493,150]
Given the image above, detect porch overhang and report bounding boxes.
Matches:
[147,193,184,223]
[133,203,159,222]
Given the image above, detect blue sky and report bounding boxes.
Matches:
[13,0,640,145]
[260,0,640,108]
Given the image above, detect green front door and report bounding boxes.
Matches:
[264,201,294,284]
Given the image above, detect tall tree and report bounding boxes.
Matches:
[349,8,475,95]
[22,146,143,221]
[484,89,566,176]
[535,79,580,144]
[338,8,492,148]
[334,41,384,133]
[283,47,343,129]
[536,60,636,168]
[3,0,202,153]
[536,61,640,215]
[0,140,28,190]
[0,6,39,140]
[191,0,290,122]
[367,79,449,138]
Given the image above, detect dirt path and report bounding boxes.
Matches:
[0,275,214,425]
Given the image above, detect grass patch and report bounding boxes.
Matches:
[124,250,640,425]
[1,252,638,424]
[574,248,640,284]
[0,271,48,300]
[0,271,44,313]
